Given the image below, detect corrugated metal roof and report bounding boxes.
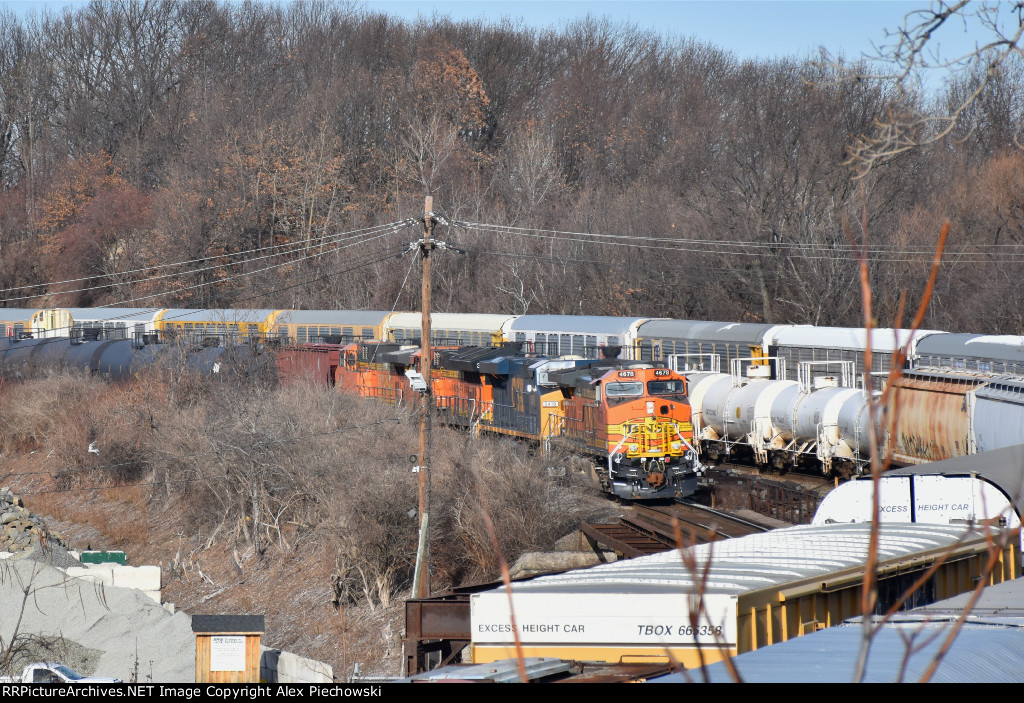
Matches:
[636,320,781,344]
[404,657,575,682]
[510,315,650,335]
[916,332,1024,362]
[273,310,391,325]
[648,616,1024,682]
[887,444,1024,517]
[482,523,978,597]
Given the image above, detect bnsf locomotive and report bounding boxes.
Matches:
[279,341,700,500]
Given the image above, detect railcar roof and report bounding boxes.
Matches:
[916,332,1024,362]
[650,607,1024,682]
[510,315,651,334]
[386,312,516,330]
[771,326,944,352]
[477,523,980,597]
[637,319,782,343]
[160,309,278,323]
[66,307,165,323]
[0,308,44,322]
[273,310,392,325]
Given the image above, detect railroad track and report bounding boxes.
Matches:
[581,501,771,558]
[705,464,833,525]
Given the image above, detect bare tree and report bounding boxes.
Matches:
[834,1,1024,176]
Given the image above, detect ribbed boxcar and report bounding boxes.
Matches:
[889,369,986,464]
[277,343,341,386]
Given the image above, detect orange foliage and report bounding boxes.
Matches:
[36,153,128,236]
[411,44,490,132]
[34,153,154,305]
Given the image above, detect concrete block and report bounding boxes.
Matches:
[135,565,161,591]
[142,589,161,604]
[260,648,333,684]
[277,650,333,683]
[67,565,114,586]
[111,565,137,589]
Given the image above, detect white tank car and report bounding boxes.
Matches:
[769,382,871,474]
[686,367,799,466]
[686,361,871,475]
[685,372,726,437]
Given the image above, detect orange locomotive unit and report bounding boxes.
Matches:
[278,341,700,500]
[546,363,698,499]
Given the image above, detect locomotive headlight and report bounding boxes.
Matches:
[628,443,639,453]
[671,441,681,451]
[646,401,655,415]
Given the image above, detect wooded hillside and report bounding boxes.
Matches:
[1,1,1022,331]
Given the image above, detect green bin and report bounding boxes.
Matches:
[80,550,127,565]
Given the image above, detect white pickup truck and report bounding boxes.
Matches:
[0,662,121,684]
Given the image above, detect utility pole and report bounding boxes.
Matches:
[412,196,435,600]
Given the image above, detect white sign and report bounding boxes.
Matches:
[471,592,738,647]
[209,635,246,672]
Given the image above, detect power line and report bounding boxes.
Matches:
[453,219,1024,254]
[0,219,417,298]
[0,226,412,342]
[0,220,413,305]
[452,220,1024,263]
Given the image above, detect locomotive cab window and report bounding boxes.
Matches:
[604,380,643,406]
[648,379,687,397]
[648,382,687,404]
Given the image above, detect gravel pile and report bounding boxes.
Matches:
[0,487,72,558]
[0,558,195,682]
